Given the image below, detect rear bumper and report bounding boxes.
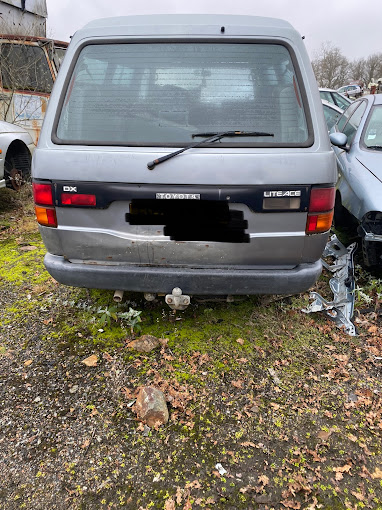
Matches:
[44,253,322,295]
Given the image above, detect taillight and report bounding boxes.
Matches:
[309,187,335,213]
[33,182,57,228]
[306,187,335,234]
[33,183,53,206]
[61,193,96,206]
[35,206,57,227]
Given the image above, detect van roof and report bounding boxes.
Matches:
[78,14,299,39]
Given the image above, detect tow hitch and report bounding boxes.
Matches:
[165,288,191,311]
[303,234,357,336]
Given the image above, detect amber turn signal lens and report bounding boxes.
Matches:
[35,206,57,228]
[306,211,334,234]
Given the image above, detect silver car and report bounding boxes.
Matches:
[319,88,352,110]
[32,15,337,301]
[330,94,382,266]
[0,121,35,190]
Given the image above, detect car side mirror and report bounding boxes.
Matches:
[330,132,348,149]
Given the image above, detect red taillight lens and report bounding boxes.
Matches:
[61,193,96,206]
[33,183,53,206]
[306,186,335,234]
[309,187,335,213]
[35,206,57,227]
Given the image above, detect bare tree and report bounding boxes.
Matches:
[349,58,366,86]
[311,42,350,89]
[364,53,382,85]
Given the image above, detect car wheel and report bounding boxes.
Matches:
[4,149,31,191]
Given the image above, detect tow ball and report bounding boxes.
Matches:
[165,288,191,311]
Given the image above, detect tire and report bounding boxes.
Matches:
[4,148,31,191]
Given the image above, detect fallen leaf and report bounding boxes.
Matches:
[176,487,182,504]
[351,491,365,501]
[231,380,243,388]
[24,359,33,367]
[81,439,90,449]
[371,467,382,479]
[236,338,245,345]
[19,245,37,251]
[158,337,169,347]
[241,441,257,448]
[82,355,98,367]
[258,474,269,486]
[333,463,352,480]
[317,429,332,441]
[164,498,175,510]
[103,352,113,362]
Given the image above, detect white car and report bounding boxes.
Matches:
[337,84,362,99]
[0,121,35,190]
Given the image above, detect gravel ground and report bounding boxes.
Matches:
[1,188,382,510]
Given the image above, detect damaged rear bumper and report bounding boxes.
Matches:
[44,253,322,295]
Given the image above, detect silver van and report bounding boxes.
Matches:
[32,15,337,302]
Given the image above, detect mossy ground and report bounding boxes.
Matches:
[1,187,382,510]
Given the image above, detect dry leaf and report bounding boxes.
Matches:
[176,487,183,505]
[19,245,37,251]
[371,467,382,479]
[258,474,269,486]
[81,439,90,449]
[164,498,175,510]
[317,429,332,441]
[158,337,169,347]
[231,379,243,388]
[241,441,257,448]
[236,338,245,345]
[82,354,98,367]
[333,464,352,480]
[24,359,33,367]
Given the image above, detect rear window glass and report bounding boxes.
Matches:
[56,43,310,147]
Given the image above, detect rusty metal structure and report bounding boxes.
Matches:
[0,0,68,143]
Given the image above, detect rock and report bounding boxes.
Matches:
[135,386,169,428]
[127,335,161,353]
[69,385,79,394]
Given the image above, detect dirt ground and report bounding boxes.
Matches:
[1,188,382,510]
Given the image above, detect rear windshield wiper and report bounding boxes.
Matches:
[147,130,274,170]
[367,145,382,150]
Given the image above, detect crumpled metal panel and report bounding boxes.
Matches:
[303,234,357,336]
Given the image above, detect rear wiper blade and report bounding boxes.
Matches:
[192,130,274,138]
[147,130,274,170]
[367,145,382,150]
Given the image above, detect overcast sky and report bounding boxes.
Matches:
[47,0,381,61]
